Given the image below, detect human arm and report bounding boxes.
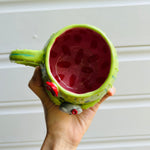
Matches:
[29,67,116,150]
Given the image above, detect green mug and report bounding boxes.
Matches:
[10,24,119,115]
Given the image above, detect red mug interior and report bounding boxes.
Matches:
[49,27,111,94]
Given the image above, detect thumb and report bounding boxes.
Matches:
[29,66,43,88]
[28,67,52,108]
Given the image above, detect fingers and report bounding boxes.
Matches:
[80,87,116,126]
[107,87,116,96]
[98,87,116,105]
[28,67,53,109]
[87,87,116,114]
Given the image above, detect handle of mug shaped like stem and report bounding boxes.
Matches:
[9,49,44,67]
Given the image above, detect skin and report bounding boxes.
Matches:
[28,66,116,150]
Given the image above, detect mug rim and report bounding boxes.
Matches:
[45,24,115,98]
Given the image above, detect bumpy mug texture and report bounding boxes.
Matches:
[10,24,119,115]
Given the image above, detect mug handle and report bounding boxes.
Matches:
[9,49,44,67]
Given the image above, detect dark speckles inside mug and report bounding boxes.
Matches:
[50,27,111,94]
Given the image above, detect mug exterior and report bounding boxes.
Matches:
[41,24,118,109]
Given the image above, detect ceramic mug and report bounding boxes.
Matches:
[10,24,119,115]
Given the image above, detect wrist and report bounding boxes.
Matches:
[41,133,78,150]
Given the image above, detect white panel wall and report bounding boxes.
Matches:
[0,0,150,149]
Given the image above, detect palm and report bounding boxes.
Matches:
[45,102,89,144]
[44,90,109,146]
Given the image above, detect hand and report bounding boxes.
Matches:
[29,67,116,150]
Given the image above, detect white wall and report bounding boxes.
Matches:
[0,0,150,149]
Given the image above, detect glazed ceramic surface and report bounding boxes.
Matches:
[10,24,119,114]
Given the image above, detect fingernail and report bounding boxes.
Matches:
[108,87,116,96]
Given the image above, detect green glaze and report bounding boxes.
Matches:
[10,49,44,67]
[9,24,119,110]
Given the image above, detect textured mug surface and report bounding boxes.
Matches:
[10,24,119,114]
